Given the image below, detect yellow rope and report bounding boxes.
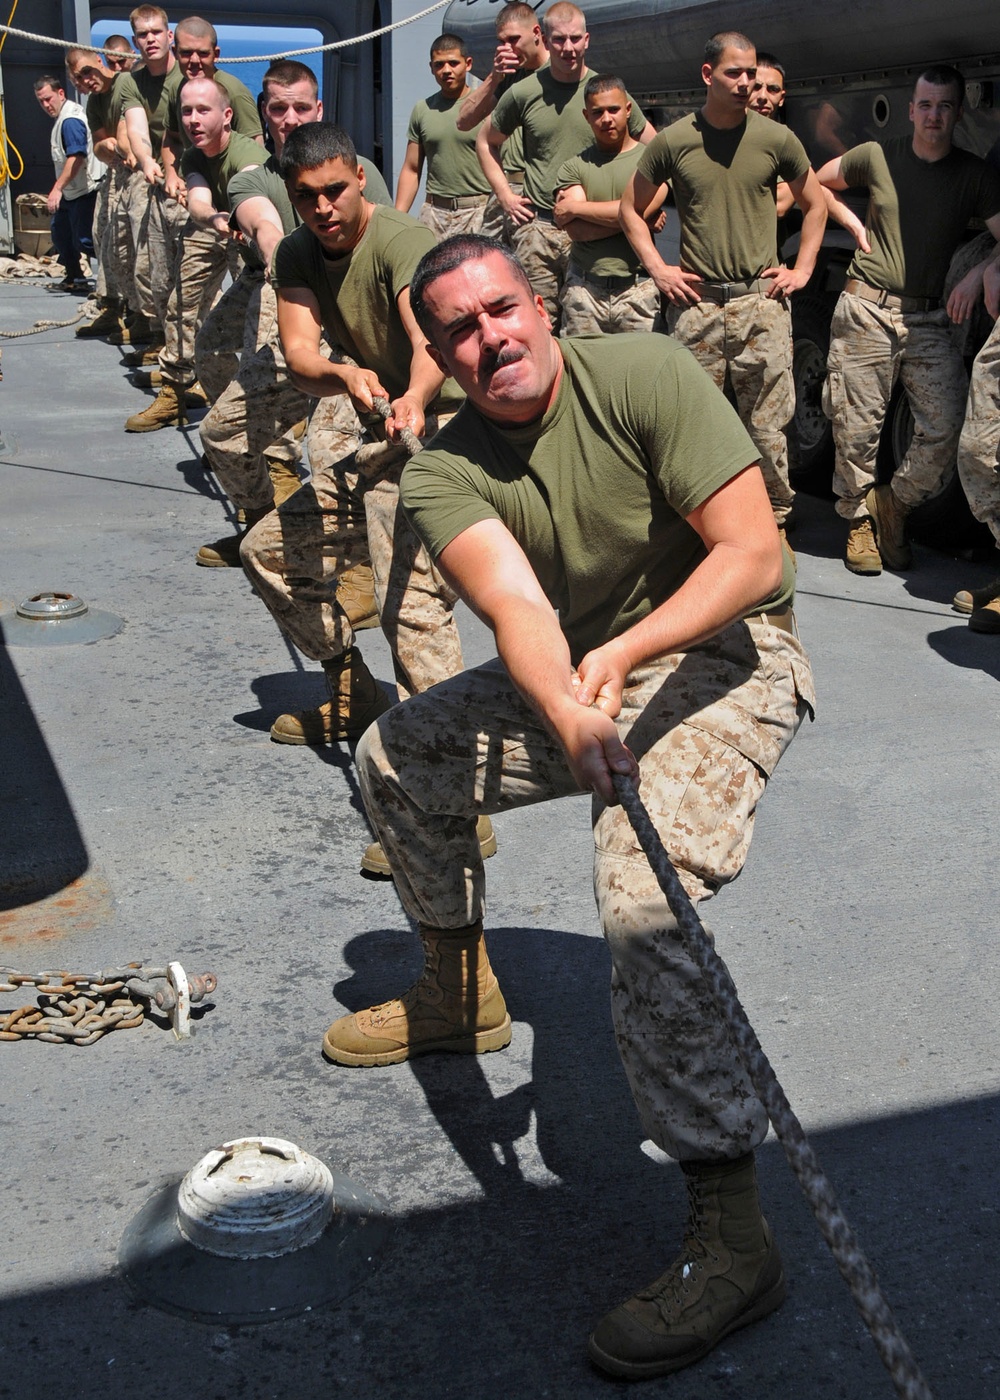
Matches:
[0,0,26,182]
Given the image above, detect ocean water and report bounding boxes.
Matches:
[89,21,325,103]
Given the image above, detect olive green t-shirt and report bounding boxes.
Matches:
[167,68,263,151]
[227,154,391,267]
[86,77,125,140]
[637,110,809,282]
[407,90,491,198]
[179,130,263,211]
[492,67,647,211]
[841,136,1000,298]
[117,63,183,160]
[402,336,790,662]
[555,142,647,278]
[271,205,462,412]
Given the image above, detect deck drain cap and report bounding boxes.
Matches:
[2,591,124,646]
[119,1135,391,1323]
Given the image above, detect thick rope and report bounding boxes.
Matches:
[0,300,90,338]
[611,772,933,1400]
[0,2,450,63]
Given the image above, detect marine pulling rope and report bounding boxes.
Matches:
[611,771,933,1400]
[0,0,451,63]
[310,368,933,1397]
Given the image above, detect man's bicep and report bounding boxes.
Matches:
[276,287,324,356]
[438,519,548,618]
[235,194,283,238]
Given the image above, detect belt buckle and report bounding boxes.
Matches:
[720,282,735,304]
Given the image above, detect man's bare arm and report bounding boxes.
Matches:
[277,286,382,405]
[947,216,1000,323]
[761,166,826,296]
[392,287,448,440]
[479,117,534,225]
[124,105,162,183]
[234,194,285,270]
[620,168,703,304]
[394,140,423,213]
[437,519,639,802]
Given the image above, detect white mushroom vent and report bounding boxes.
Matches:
[176,1137,335,1260]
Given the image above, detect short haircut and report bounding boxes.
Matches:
[130,5,169,32]
[279,122,358,181]
[262,59,319,98]
[755,52,785,82]
[180,75,231,105]
[409,234,533,340]
[34,74,64,93]
[543,3,586,38]
[175,16,219,48]
[496,2,538,32]
[65,46,104,68]
[584,73,627,104]
[704,32,755,66]
[105,34,134,51]
[915,64,965,106]
[430,32,468,59]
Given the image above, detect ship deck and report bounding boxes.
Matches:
[1,277,998,1400]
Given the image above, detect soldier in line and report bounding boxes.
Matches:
[65,46,132,338]
[817,64,1000,574]
[479,1,653,330]
[196,56,390,649]
[455,2,548,246]
[621,31,827,540]
[118,5,182,358]
[394,33,492,238]
[103,34,137,72]
[750,51,795,221]
[553,74,666,335]
[326,233,814,1378]
[239,121,496,872]
[954,249,1000,630]
[123,15,263,432]
[175,76,263,405]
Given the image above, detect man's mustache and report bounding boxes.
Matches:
[484,346,526,372]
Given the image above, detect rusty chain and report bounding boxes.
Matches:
[612,773,933,1400]
[0,964,217,1045]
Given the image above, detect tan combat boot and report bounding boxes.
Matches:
[76,299,122,338]
[265,453,304,507]
[269,646,392,745]
[124,384,186,433]
[196,505,271,568]
[845,516,882,574]
[588,1153,786,1380]
[865,483,911,569]
[969,584,1000,633]
[953,577,1000,615]
[109,313,157,346]
[122,343,165,368]
[337,562,379,630]
[361,815,497,878]
[322,921,512,1066]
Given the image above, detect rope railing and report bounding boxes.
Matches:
[0,0,451,64]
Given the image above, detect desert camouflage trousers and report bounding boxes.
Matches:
[824,292,967,520]
[357,616,815,1161]
[417,198,488,240]
[199,278,313,512]
[668,294,795,526]
[510,216,572,331]
[958,314,1000,544]
[121,169,156,321]
[480,177,524,247]
[92,171,113,301]
[194,264,261,404]
[157,219,236,388]
[241,413,464,698]
[559,266,658,336]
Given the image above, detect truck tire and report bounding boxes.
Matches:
[789,295,835,494]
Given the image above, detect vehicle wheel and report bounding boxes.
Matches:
[876,383,993,554]
[789,295,835,495]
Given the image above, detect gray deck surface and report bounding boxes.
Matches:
[1,279,998,1400]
